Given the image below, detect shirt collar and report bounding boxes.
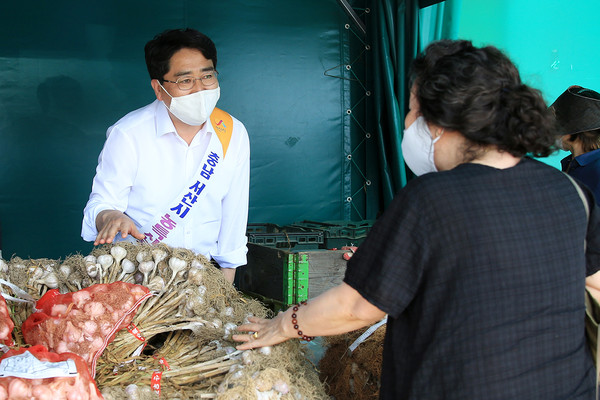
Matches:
[155,100,176,137]
[154,100,215,140]
[575,148,600,166]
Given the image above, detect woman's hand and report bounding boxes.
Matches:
[233,283,385,350]
[233,312,292,350]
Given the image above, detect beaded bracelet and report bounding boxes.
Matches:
[291,300,315,341]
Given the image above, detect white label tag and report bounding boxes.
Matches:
[0,351,78,379]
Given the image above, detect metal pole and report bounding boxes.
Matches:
[336,0,366,36]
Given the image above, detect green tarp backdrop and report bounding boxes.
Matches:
[0,0,407,259]
[3,0,593,260]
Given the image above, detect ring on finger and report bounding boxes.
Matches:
[252,332,259,339]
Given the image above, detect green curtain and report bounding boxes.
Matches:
[368,0,459,207]
[370,0,419,207]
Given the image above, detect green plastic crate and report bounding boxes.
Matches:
[235,244,348,310]
[246,223,324,250]
[286,220,375,249]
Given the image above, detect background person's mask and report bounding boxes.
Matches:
[401,116,442,176]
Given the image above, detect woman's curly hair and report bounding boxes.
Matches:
[412,40,557,159]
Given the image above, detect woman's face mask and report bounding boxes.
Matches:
[160,83,220,126]
[401,116,442,176]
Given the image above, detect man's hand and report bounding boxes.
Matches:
[94,210,145,246]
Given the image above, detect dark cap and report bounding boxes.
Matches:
[549,85,600,135]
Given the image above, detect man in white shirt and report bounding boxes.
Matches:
[82,28,250,283]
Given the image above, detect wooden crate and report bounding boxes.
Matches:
[235,243,348,309]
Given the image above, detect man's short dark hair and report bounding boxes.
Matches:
[144,28,217,82]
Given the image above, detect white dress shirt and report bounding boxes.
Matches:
[82,100,249,268]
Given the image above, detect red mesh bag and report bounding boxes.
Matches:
[0,345,103,399]
[21,282,151,377]
[0,296,14,347]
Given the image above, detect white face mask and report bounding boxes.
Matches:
[401,116,442,176]
[160,84,220,126]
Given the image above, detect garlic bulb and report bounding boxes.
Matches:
[151,249,167,267]
[191,258,205,270]
[273,380,290,395]
[118,259,136,282]
[86,263,99,279]
[42,263,55,273]
[138,260,156,286]
[38,271,59,289]
[147,275,165,292]
[30,266,46,281]
[223,306,234,317]
[58,264,72,278]
[0,259,7,273]
[259,346,272,356]
[135,250,149,264]
[110,246,127,267]
[97,254,114,282]
[223,322,238,340]
[125,384,140,400]
[188,268,204,285]
[133,271,144,285]
[83,255,96,266]
[165,257,188,289]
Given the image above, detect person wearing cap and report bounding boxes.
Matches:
[550,85,600,204]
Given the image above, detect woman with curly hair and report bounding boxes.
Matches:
[235,40,600,399]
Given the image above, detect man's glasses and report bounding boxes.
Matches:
[163,70,219,91]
